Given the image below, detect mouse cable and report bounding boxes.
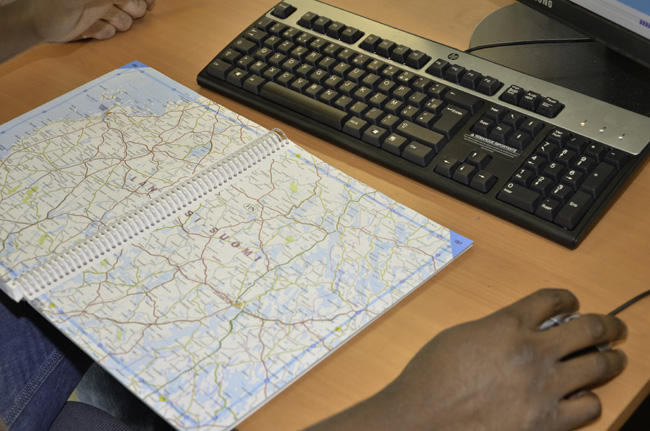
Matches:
[465,37,594,54]
[608,288,650,316]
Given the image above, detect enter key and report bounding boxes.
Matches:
[433,105,469,140]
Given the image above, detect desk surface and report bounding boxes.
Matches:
[1,1,649,430]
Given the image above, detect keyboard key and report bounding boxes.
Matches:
[206,59,232,80]
[298,12,318,28]
[555,191,593,229]
[380,114,401,131]
[460,70,482,89]
[531,176,554,197]
[433,106,470,140]
[561,169,585,191]
[453,163,477,185]
[489,124,513,144]
[585,141,609,162]
[547,128,570,145]
[243,75,266,94]
[574,156,597,174]
[382,133,409,155]
[435,157,460,178]
[271,1,297,19]
[484,104,506,122]
[226,68,248,87]
[414,111,435,128]
[498,182,542,213]
[426,59,449,77]
[343,117,369,138]
[406,51,431,69]
[508,132,532,150]
[341,27,364,44]
[523,154,545,175]
[376,39,396,57]
[443,89,483,114]
[402,142,435,166]
[470,171,497,193]
[512,168,534,187]
[466,150,491,169]
[519,91,542,111]
[313,16,332,33]
[550,183,573,205]
[255,16,275,31]
[542,162,565,183]
[472,118,494,137]
[260,82,349,129]
[219,48,241,64]
[500,85,525,105]
[326,21,346,39]
[232,38,257,55]
[555,149,578,167]
[390,45,412,63]
[581,163,616,198]
[362,125,389,146]
[243,28,268,46]
[444,64,466,84]
[520,118,544,137]
[396,120,446,152]
[360,34,381,52]
[536,198,562,221]
[477,76,502,95]
[604,150,629,170]
[537,97,564,118]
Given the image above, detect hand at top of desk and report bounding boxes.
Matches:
[0,0,155,63]
[28,0,155,42]
[306,289,627,431]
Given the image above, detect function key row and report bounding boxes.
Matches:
[297,11,365,44]
[426,58,502,97]
[358,34,432,69]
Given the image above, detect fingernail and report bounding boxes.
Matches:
[567,390,590,400]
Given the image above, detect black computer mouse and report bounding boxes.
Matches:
[539,313,612,357]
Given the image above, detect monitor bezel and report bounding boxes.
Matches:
[518,0,650,69]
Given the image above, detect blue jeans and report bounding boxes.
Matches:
[0,291,92,431]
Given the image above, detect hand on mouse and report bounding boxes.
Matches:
[305,288,627,431]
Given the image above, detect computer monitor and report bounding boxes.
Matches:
[518,0,650,69]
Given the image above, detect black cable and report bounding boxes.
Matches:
[465,37,594,54]
[608,288,650,316]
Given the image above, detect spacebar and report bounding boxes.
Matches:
[260,82,348,130]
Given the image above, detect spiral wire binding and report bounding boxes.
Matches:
[2,129,287,301]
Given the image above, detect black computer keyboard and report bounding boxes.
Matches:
[198,0,650,248]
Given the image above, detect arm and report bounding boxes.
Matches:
[0,0,155,63]
[305,289,627,431]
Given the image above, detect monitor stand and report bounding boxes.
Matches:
[469,3,650,117]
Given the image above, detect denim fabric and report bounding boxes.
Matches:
[75,364,174,431]
[49,402,131,431]
[0,292,92,431]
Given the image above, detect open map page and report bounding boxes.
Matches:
[1,62,472,430]
[0,61,266,282]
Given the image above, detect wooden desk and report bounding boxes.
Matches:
[1,1,649,430]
